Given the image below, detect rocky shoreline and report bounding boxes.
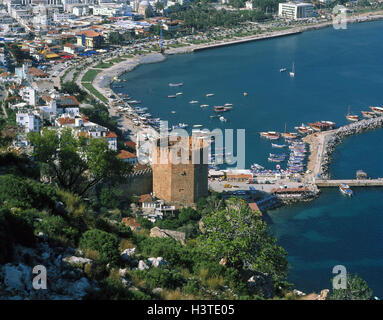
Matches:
[318,116,383,179]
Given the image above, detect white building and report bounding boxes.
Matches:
[16,112,41,133]
[278,2,314,20]
[19,86,37,106]
[92,4,132,17]
[245,1,253,10]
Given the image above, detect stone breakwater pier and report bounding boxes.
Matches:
[303,116,383,181]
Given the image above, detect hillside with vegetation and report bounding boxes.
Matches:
[0,117,375,300]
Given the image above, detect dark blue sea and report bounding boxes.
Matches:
[112,21,383,295]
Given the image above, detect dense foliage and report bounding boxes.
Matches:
[170,3,271,30]
[28,128,131,196]
[199,198,288,287]
[329,273,374,300]
[79,229,120,265]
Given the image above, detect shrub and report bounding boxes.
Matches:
[79,229,120,265]
[0,174,58,210]
[134,268,186,290]
[36,215,78,246]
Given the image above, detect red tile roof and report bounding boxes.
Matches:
[122,217,141,229]
[76,30,103,38]
[27,67,49,78]
[105,131,117,138]
[139,194,153,203]
[117,150,137,160]
[125,141,136,149]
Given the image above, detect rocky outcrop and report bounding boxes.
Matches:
[0,239,98,300]
[121,248,136,262]
[147,257,168,268]
[150,227,186,245]
[247,272,274,299]
[138,260,149,271]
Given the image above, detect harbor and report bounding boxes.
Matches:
[91,19,383,294]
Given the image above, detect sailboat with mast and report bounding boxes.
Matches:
[346,106,360,122]
[289,62,295,78]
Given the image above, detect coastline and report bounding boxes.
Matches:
[89,11,383,147]
[94,10,383,104]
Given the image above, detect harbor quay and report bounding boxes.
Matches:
[303,115,383,181]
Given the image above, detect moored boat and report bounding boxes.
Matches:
[200,104,209,108]
[339,183,353,196]
[206,93,215,97]
[272,143,286,148]
[189,100,199,104]
[369,106,383,114]
[259,131,280,140]
[361,111,376,118]
[214,106,231,112]
[169,82,183,87]
[168,95,176,98]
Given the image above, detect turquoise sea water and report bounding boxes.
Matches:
[113,21,383,295]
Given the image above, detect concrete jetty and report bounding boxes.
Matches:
[315,179,383,187]
[304,115,383,181]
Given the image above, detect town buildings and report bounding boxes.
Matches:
[278,2,314,20]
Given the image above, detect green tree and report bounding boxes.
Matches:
[79,229,120,265]
[199,198,288,285]
[61,82,88,102]
[28,128,131,196]
[108,32,124,45]
[329,273,373,300]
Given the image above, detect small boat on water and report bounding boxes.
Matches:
[369,106,383,115]
[260,131,280,140]
[272,143,286,148]
[189,100,199,104]
[214,106,231,112]
[280,68,287,72]
[281,132,298,139]
[193,124,203,128]
[346,114,360,122]
[168,95,176,98]
[176,92,183,96]
[224,103,233,107]
[346,106,360,122]
[339,183,353,196]
[206,93,215,97]
[169,82,183,87]
[171,111,176,114]
[219,116,227,122]
[308,121,336,132]
[200,104,209,108]
[289,62,295,77]
[361,111,376,119]
[243,92,248,96]
[295,123,314,135]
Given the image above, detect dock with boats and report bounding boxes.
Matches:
[303,115,383,181]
